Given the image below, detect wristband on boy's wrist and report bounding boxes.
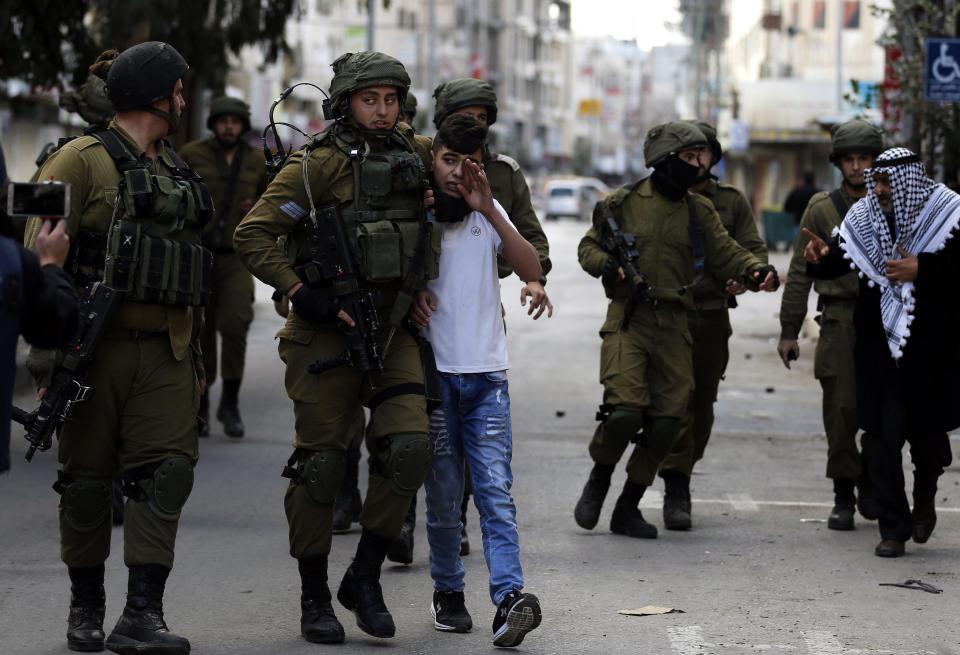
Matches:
[538,275,547,286]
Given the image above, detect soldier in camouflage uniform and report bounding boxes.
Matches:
[777,119,884,530]
[573,121,779,539]
[648,120,768,530]
[181,97,268,438]
[234,51,437,644]
[25,43,209,655]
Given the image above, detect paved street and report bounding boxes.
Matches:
[2,220,958,655]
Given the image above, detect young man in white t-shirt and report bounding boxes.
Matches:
[409,113,549,647]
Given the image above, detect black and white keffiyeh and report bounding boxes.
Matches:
[838,147,960,358]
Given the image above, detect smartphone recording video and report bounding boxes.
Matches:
[7,181,71,219]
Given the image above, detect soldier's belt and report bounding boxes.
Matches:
[101,328,169,341]
[817,296,857,311]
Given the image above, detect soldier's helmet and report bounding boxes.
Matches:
[59,74,115,127]
[327,51,410,120]
[683,119,722,165]
[207,96,251,133]
[432,78,498,128]
[403,92,418,118]
[106,42,189,112]
[829,118,884,163]
[643,121,708,168]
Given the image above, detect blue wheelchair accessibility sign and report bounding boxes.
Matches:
[925,38,960,102]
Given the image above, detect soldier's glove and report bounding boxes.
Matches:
[26,347,60,390]
[601,256,620,286]
[750,264,780,291]
[290,286,340,325]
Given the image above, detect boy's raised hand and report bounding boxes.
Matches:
[520,281,553,320]
[456,159,497,217]
[409,289,438,328]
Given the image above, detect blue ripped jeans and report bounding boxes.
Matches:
[423,370,524,606]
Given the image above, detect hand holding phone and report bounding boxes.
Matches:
[36,219,70,268]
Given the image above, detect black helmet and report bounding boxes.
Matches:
[207,96,251,132]
[106,42,188,112]
[683,119,722,165]
[433,78,498,128]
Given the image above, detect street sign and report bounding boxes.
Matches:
[924,37,960,102]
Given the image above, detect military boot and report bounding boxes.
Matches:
[609,480,657,539]
[827,478,856,531]
[387,496,416,565]
[574,463,614,530]
[660,470,692,531]
[197,393,209,438]
[912,497,937,544]
[105,564,190,655]
[298,556,345,644]
[216,379,244,438]
[67,565,106,652]
[337,531,395,638]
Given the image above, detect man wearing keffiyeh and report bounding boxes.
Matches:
[805,148,958,558]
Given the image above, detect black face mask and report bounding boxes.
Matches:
[651,155,702,201]
[434,190,473,223]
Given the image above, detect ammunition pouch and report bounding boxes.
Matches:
[104,221,212,306]
[85,127,213,307]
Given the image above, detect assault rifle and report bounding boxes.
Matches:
[12,282,121,461]
[598,204,652,329]
[303,205,383,382]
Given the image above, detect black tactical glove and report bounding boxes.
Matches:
[290,286,339,324]
[750,264,780,291]
[601,256,620,286]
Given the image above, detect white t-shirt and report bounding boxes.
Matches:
[421,200,513,373]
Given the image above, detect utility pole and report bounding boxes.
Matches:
[426,0,437,131]
[367,0,375,51]
[835,0,843,114]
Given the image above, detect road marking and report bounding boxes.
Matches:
[804,631,847,655]
[689,498,960,514]
[727,493,760,512]
[668,625,706,654]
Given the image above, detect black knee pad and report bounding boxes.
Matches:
[297,449,347,504]
[382,432,431,496]
[143,457,195,521]
[603,406,646,447]
[56,473,112,532]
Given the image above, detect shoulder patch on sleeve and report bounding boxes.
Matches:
[493,153,521,172]
[279,200,308,221]
[69,135,104,152]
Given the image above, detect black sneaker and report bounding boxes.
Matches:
[431,590,473,633]
[492,590,541,647]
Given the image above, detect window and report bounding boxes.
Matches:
[844,1,860,28]
[813,0,826,29]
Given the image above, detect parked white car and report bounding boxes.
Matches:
[542,177,610,221]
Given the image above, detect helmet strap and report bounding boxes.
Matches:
[144,97,180,135]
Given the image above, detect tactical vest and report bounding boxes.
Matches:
[70,128,214,306]
[300,126,440,284]
[0,236,22,473]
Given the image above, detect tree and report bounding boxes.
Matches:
[878,1,960,186]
